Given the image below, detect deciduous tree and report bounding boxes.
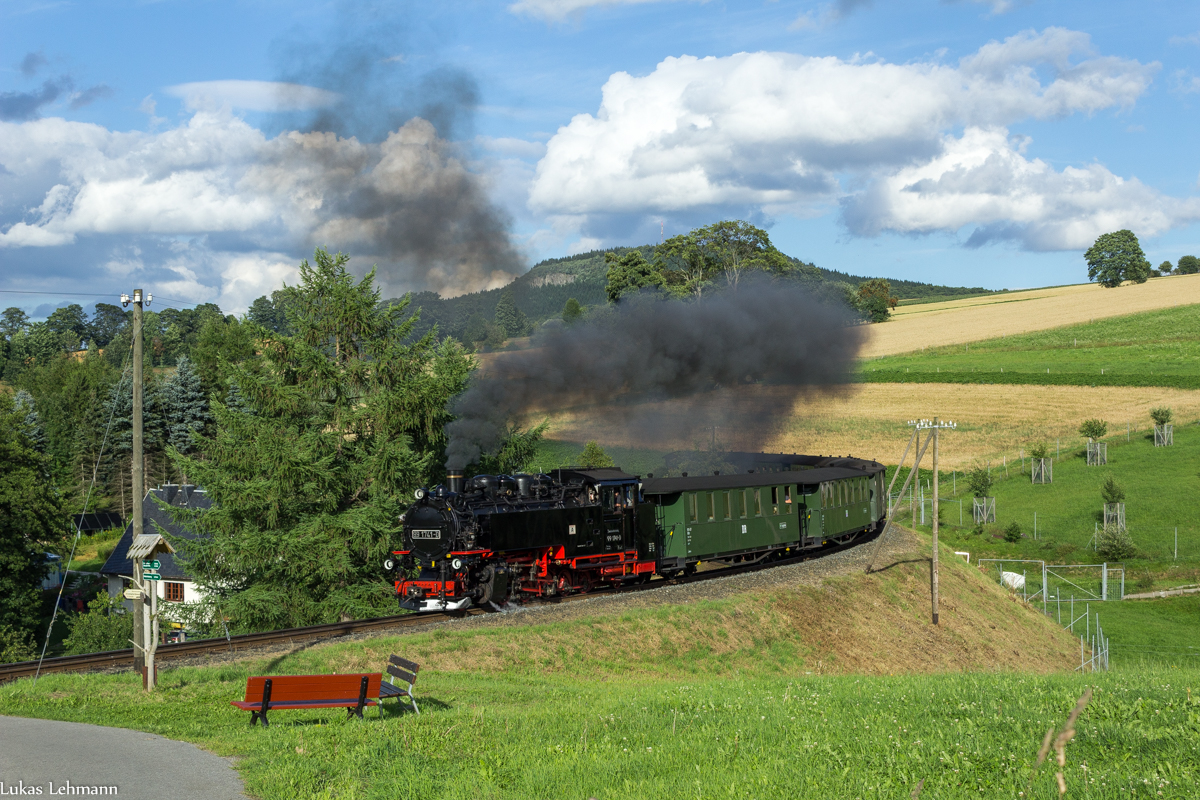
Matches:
[1085,230,1151,287]
[604,250,665,303]
[1177,255,1199,275]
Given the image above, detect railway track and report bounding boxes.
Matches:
[1,530,877,684]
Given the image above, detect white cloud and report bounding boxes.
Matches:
[509,0,700,22]
[841,126,1200,250]
[165,80,340,112]
[529,28,1171,250]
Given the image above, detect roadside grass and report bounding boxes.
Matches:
[861,304,1200,388]
[1088,596,1200,669]
[2,638,1197,798]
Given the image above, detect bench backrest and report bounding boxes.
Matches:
[387,655,420,686]
[242,673,382,703]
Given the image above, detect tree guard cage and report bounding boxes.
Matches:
[1031,458,1052,484]
[1103,502,1126,533]
[1086,441,1107,466]
[1154,424,1173,447]
[972,497,995,524]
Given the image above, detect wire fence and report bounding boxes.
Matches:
[978,559,1116,672]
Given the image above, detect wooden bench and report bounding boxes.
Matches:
[378,655,420,714]
[231,673,383,727]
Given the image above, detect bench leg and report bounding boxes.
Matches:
[250,709,269,727]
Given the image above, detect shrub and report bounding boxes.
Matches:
[1097,526,1137,560]
[972,523,985,537]
[1028,441,1048,460]
[1079,418,1108,440]
[1100,475,1125,505]
[965,466,993,498]
[0,625,37,664]
[61,593,133,655]
[1003,521,1022,543]
[1149,406,1173,426]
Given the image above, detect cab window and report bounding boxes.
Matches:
[602,487,617,513]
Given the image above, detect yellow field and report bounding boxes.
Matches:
[866,273,1200,357]
[541,382,1200,469]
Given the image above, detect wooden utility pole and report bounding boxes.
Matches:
[931,418,939,625]
[122,288,156,688]
[129,289,145,677]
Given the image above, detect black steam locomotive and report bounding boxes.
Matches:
[389,453,887,612]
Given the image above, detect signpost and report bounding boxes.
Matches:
[123,589,143,601]
[142,572,162,581]
[141,560,160,570]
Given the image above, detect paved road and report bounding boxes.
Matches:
[0,715,247,799]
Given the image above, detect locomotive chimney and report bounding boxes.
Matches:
[447,471,463,494]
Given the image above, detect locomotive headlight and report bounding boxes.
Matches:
[383,558,396,571]
[414,488,426,500]
[451,558,462,570]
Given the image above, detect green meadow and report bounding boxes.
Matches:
[3,625,1198,799]
[860,304,1200,388]
[898,421,1200,566]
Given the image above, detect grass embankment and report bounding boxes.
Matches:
[861,304,1200,389]
[5,549,1194,799]
[862,273,1200,358]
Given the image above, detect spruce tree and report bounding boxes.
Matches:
[493,289,528,338]
[164,356,211,456]
[13,390,46,453]
[0,393,69,639]
[170,249,472,632]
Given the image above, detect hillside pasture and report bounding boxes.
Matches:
[862,304,1200,388]
[863,273,1200,358]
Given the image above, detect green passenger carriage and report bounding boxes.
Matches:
[641,454,886,576]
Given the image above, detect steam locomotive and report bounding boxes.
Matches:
[387,453,887,612]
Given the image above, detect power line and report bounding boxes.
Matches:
[0,289,206,309]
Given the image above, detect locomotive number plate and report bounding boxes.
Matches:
[411,529,442,540]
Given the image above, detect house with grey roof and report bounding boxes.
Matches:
[99,484,210,615]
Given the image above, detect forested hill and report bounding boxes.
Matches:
[391,246,996,344]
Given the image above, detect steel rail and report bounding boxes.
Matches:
[1,529,877,683]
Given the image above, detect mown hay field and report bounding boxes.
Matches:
[541,383,1200,469]
[865,273,1200,357]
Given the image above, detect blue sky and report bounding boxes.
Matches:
[1,0,1198,316]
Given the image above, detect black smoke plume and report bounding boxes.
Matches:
[269,1,524,296]
[444,281,867,470]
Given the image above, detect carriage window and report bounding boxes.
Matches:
[688,493,698,522]
[784,486,793,506]
[724,492,732,520]
[754,489,763,516]
[706,492,715,521]
[771,486,779,514]
[738,490,748,518]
